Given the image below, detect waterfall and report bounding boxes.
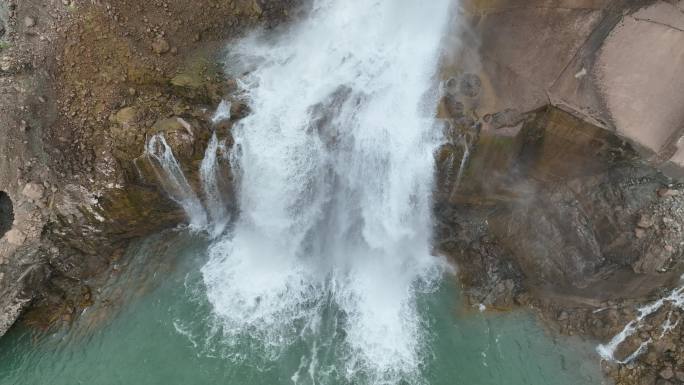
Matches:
[200,131,230,238]
[201,0,453,383]
[145,134,208,229]
[597,280,684,363]
[145,102,232,236]
[211,100,231,124]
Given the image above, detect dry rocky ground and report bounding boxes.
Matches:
[0,1,683,385]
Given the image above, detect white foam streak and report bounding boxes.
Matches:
[146,134,208,229]
[202,0,453,382]
[200,132,230,238]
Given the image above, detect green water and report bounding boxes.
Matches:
[0,230,606,385]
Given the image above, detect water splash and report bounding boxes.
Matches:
[201,0,453,383]
[145,134,208,229]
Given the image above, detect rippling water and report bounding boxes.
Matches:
[0,231,606,385]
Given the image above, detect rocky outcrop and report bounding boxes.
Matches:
[438,1,684,384]
[0,0,300,336]
[436,105,683,299]
[455,0,684,177]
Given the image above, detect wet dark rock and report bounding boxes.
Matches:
[230,99,250,120]
[436,104,684,385]
[0,191,13,239]
[445,74,482,98]
[443,93,464,118]
[459,73,482,98]
[445,77,460,95]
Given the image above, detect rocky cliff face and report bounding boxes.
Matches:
[0,0,299,335]
[452,0,684,177]
[0,1,683,384]
[436,1,684,383]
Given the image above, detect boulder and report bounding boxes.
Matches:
[23,16,35,28]
[21,183,44,201]
[5,229,25,246]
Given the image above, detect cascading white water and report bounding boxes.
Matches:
[597,279,684,363]
[200,103,233,238]
[146,134,208,229]
[200,132,230,238]
[145,104,233,236]
[201,0,453,383]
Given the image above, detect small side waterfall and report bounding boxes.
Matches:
[145,102,233,236]
[200,104,232,238]
[145,134,208,229]
[211,100,232,124]
[452,140,470,195]
[597,279,684,363]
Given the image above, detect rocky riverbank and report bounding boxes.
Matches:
[0,0,300,334]
[435,1,684,384]
[0,1,683,385]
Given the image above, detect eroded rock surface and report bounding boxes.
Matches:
[439,1,684,383]
[455,0,684,178]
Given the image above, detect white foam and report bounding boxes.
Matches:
[146,134,208,229]
[212,100,232,124]
[201,0,454,382]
